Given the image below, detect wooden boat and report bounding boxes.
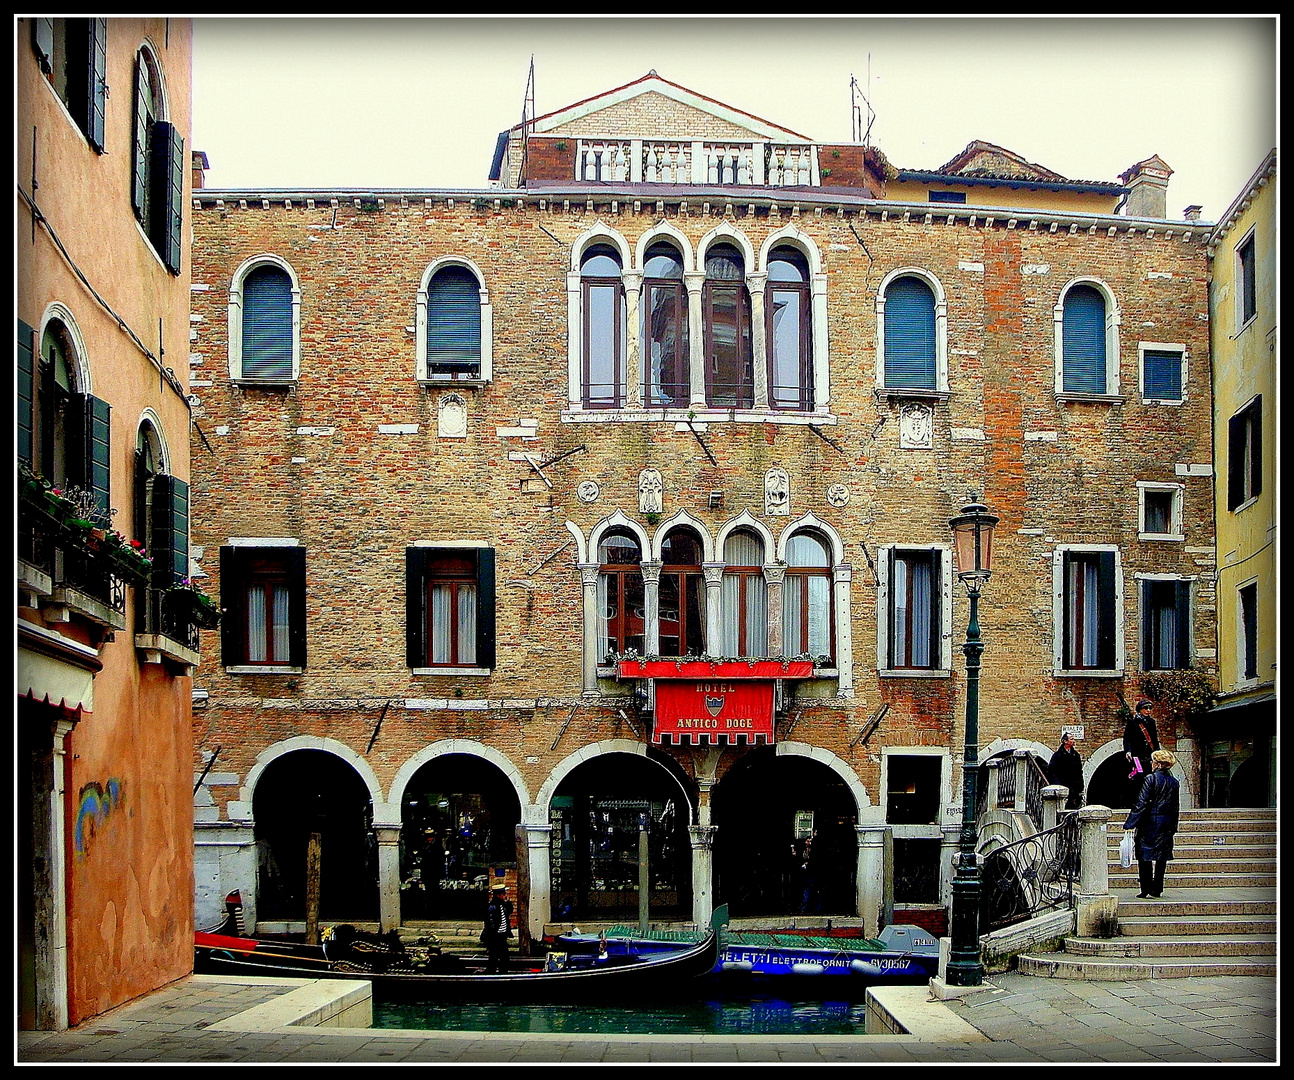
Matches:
[195,904,726,1000]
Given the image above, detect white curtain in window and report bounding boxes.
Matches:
[745,576,768,657]
[597,573,612,660]
[271,585,290,663]
[893,557,910,666]
[430,585,452,663]
[910,558,933,667]
[458,584,477,665]
[720,575,741,656]
[783,577,804,655]
[1154,590,1178,669]
[247,586,266,662]
[807,577,831,657]
[1068,559,1100,667]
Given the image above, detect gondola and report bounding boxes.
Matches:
[195,903,726,1000]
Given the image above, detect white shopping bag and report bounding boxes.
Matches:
[1119,830,1135,869]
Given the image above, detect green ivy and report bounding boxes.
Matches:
[1139,666,1217,720]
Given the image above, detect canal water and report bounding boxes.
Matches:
[374,990,875,1036]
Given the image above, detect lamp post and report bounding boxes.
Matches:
[946,498,998,987]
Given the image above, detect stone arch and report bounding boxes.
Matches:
[1053,275,1123,396]
[135,407,172,476]
[564,520,589,565]
[758,224,823,277]
[570,221,633,272]
[535,739,696,826]
[715,510,776,564]
[652,509,715,563]
[136,38,171,122]
[388,739,529,828]
[777,512,845,566]
[635,220,695,273]
[228,253,303,381]
[698,221,756,270]
[39,301,93,395]
[236,735,386,823]
[776,740,873,813]
[588,510,652,561]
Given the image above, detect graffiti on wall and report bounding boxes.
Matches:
[74,779,124,858]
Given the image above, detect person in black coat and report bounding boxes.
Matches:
[481,883,513,973]
[1123,700,1161,804]
[1047,732,1085,810]
[1123,749,1180,899]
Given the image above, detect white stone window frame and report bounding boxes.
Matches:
[408,539,494,677]
[1137,340,1187,405]
[1136,481,1185,541]
[1234,574,1261,689]
[1053,277,1122,401]
[758,225,832,416]
[1234,225,1258,337]
[567,222,634,412]
[131,40,174,276]
[1134,571,1195,672]
[874,266,950,400]
[39,301,94,395]
[879,746,953,832]
[416,255,493,387]
[228,253,302,384]
[1051,543,1125,678]
[222,537,304,675]
[875,543,954,677]
[776,513,853,695]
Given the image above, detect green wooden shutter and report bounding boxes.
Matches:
[86,19,107,153]
[219,546,246,665]
[1174,581,1192,670]
[32,18,54,74]
[150,474,189,586]
[929,549,943,669]
[406,547,428,668]
[18,320,35,466]
[84,394,112,523]
[286,547,307,669]
[148,121,184,272]
[132,56,150,219]
[1248,397,1263,501]
[475,548,496,670]
[1095,551,1117,670]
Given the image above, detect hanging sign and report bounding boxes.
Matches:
[653,680,775,746]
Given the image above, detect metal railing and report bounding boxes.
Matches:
[137,585,201,652]
[979,812,1079,933]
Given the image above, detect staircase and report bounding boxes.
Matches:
[1017,807,1276,979]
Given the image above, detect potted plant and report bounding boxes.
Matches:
[167,578,222,629]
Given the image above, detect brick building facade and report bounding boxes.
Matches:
[187,75,1216,941]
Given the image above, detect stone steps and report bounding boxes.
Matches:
[1063,933,1276,958]
[1016,953,1277,980]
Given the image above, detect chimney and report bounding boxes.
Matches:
[1183,205,1203,221]
[1119,156,1173,219]
[191,149,210,191]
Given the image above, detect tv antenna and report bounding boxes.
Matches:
[850,58,876,147]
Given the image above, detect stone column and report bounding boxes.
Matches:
[984,757,1002,813]
[640,561,663,656]
[685,272,706,408]
[1041,785,1068,833]
[833,563,854,697]
[689,824,718,927]
[623,271,643,408]
[1074,804,1117,937]
[702,563,725,654]
[578,563,600,696]
[855,809,889,938]
[373,824,403,933]
[566,270,582,408]
[763,562,786,657]
[811,274,830,412]
[748,272,769,411]
[519,820,553,942]
[1013,748,1031,813]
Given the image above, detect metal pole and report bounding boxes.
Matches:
[946,584,985,986]
[638,815,649,936]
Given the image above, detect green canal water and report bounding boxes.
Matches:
[374,993,872,1036]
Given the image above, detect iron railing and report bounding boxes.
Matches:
[979,812,1079,933]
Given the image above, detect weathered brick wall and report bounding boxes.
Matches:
[189,196,1213,814]
[546,91,772,143]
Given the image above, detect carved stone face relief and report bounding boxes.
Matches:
[438,393,468,439]
[765,468,790,516]
[899,402,934,449]
[577,480,600,504]
[638,469,663,514]
[826,484,849,508]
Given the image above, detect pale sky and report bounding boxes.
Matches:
[192,16,1277,223]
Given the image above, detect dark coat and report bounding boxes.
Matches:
[1124,768,1179,862]
[1123,713,1160,769]
[482,897,512,941]
[1047,745,1084,809]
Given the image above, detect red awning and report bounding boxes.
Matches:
[617,658,814,680]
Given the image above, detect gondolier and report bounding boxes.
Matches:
[482,883,513,974]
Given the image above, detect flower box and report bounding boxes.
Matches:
[615,658,815,680]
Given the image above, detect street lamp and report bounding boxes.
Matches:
[946,498,998,987]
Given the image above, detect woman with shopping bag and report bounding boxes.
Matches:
[1122,749,1180,899]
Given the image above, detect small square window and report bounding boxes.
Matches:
[886,755,942,824]
[893,839,941,903]
[1141,347,1184,402]
[1138,485,1182,539]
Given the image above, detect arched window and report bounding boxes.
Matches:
[784,532,832,660]
[31,18,107,151]
[720,530,767,657]
[134,420,161,546]
[132,45,183,274]
[597,530,644,662]
[659,528,706,657]
[1061,284,1109,394]
[424,264,485,381]
[38,321,75,489]
[704,244,753,408]
[241,265,294,380]
[581,245,626,408]
[883,276,938,390]
[642,243,688,408]
[766,247,812,410]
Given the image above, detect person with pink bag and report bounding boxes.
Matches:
[1122,700,1160,805]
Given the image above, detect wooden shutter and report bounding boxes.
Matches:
[149,121,184,272]
[86,19,107,152]
[286,547,308,669]
[475,548,496,670]
[82,394,112,522]
[32,18,54,74]
[405,547,429,668]
[219,546,247,665]
[426,268,482,372]
[1248,397,1263,501]
[1227,410,1245,510]
[133,450,151,545]
[1174,581,1192,670]
[18,320,35,466]
[884,277,937,389]
[150,474,189,586]
[885,547,897,668]
[1095,551,1117,670]
[132,56,150,219]
[1142,349,1182,401]
[242,267,294,379]
[929,549,943,669]
[1062,285,1107,394]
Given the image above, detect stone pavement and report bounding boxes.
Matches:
[16,970,1277,1064]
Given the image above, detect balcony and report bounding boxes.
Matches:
[135,585,219,672]
[574,139,821,188]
